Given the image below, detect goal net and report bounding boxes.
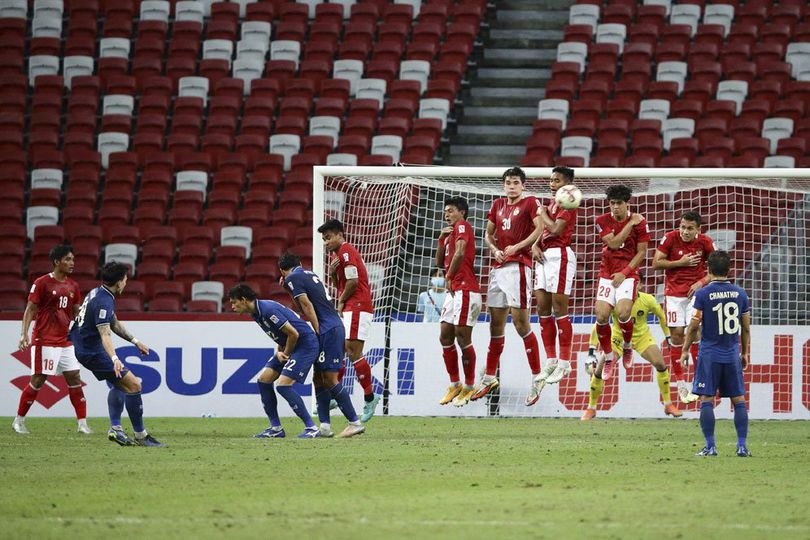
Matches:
[313,167,810,419]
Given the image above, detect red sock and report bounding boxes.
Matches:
[522,332,541,375]
[691,342,700,365]
[618,317,634,345]
[670,344,684,381]
[557,315,573,362]
[461,344,476,386]
[353,357,373,397]
[17,384,40,417]
[485,336,505,376]
[442,345,460,383]
[68,385,87,420]
[539,315,557,359]
[596,322,613,354]
[337,362,346,383]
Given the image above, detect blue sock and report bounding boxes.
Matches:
[107,387,125,428]
[315,386,331,424]
[124,392,145,433]
[734,401,748,447]
[276,384,315,429]
[258,381,281,428]
[329,381,359,423]
[700,400,716,448]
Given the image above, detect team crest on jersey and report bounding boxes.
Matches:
[637,310,645,317]
[513,209,519,216]
[52,290,57,295]
[270,315,279,324]
[288,283,295,290]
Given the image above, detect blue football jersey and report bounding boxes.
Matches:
[693,280,750,364]
[71,286,117,355]
[252,299,317,349]
[283,266,343,334]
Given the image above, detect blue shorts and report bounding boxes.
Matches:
[265,338,319,383]
[316,325,345,372]
[76,351,130,383]
[692,357,745,398]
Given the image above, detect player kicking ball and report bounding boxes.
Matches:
[581,291,682,420]
[229,284,322,439]
[680,251,752,457]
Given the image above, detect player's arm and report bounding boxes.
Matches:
[601,214,644,250]
[337,266,358,312]
[436,226,452,268]
[485,220,504,264]
[505,215,543,257]
[446,237,467,284]
[740,311,751,369]
[97,324,126,378]
[680,311,701,366]
[652,248,701,270]
[294,293,320,334]
[537,206,568,236]
[18,301,38,350]
[277,322,299,361]
[650,301,672,341]
[110,315,149,355]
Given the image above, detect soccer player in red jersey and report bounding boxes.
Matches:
[13,245,89,435]
[436,197,482,407]
[593,185,650,380]
[318,219,380,422]
[472,167,545,406]
[652,211,714,403]
[532,166,578,386]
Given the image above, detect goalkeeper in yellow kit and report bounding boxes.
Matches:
[581,291,683,420]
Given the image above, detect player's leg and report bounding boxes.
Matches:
[638,342,681,418]
[343,311,377,412]
[552,247,576,371]
[512,306,544,406]
[319,326,363,437]
[112,371,165,447]
[723,362,750,457]
[581,350,612,420]
[471,304,506,400]
[594,279,618,379]
[275,374,319,438]
[13,344,53,433]
[439,320,461,405]
[313,371,333,435]
[693,361,719,456]
[451,325,476,406]
[665,296,698,403]
[256,364,285,438]
[62,369,91,433]
[614,279,636,369]
[534,262,557,367]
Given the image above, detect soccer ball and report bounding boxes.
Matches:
[554,185,583,210]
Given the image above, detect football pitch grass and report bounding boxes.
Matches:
[1,417,809,540]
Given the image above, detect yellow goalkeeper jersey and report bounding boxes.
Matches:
[589,292,671,347]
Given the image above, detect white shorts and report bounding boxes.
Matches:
[31,345,79,376]
[440,290,483,327]
[533,246,576,296]
[664,295,696,327]
[343,310,373,341]
[487,263,532,309]
[595,277,637,307]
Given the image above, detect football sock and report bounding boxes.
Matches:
[107,387,125,428]
[257,381,281,428]
[460,344,476,387]
[655,368,671,404]
[557,315,573,362]
[68,385,87,420]
[618,317,634,345]
[16,383,40,417]
[276,384,315,429]
[596,323,613,355]
[522,332,541,375]
[353,357,374,397]
[329,382,359,423]
[442,344,460,383]
[337,362,346,383]
[734,401,748,447]
[670,344,684,381]
[485,335,505,376]
[124,392,145,433]
[588,374,603,410]
[700,400,716,448]
[690,342,700,364]
[539,315,558,359]
[315,386,332,424]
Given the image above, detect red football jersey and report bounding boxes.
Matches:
[657,230,715,296]
[595,212,651,279]
[28,273,82,347]
[486,196,540,267]
[333,242,374,313]
[539,198,577,250]
[443,219,480,292]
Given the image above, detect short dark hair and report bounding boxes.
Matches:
[681,211,702,226]
[707,250,731,277]
[49,244,73,266]
[278,252,301,270]
[317,219,344,235]
[432,268,443,277]
[444,196,468,218]
[502,166,526,183]
[552,166,575,182]
[100,262,128,286]
[605,184,633,202]
[228,283,258,301]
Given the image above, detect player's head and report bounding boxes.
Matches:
[444,196,468,224]
[49,244,75,274]
[278,252,301,277]
[679,211,702,242]
[550,166,574,193]
[707,250,731,278]
[501,166,526,199]
[100,262,129,294]
[605,184,633,220]
[317,219,345,253]
[228,283,258,313]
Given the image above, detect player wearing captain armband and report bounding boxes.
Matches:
[435,197,482,407]
[652,211,715,405]
[581,291,682,420]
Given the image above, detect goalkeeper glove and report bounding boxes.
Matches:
[585,347,598,376]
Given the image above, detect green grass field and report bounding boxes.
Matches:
[1,416,808,540]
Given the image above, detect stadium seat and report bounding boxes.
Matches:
[191,281,225,312]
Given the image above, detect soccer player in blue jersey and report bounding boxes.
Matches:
[279,253,365,438]
[681,251,752,457]
[71,262,165,447]
[228,284,322,438]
